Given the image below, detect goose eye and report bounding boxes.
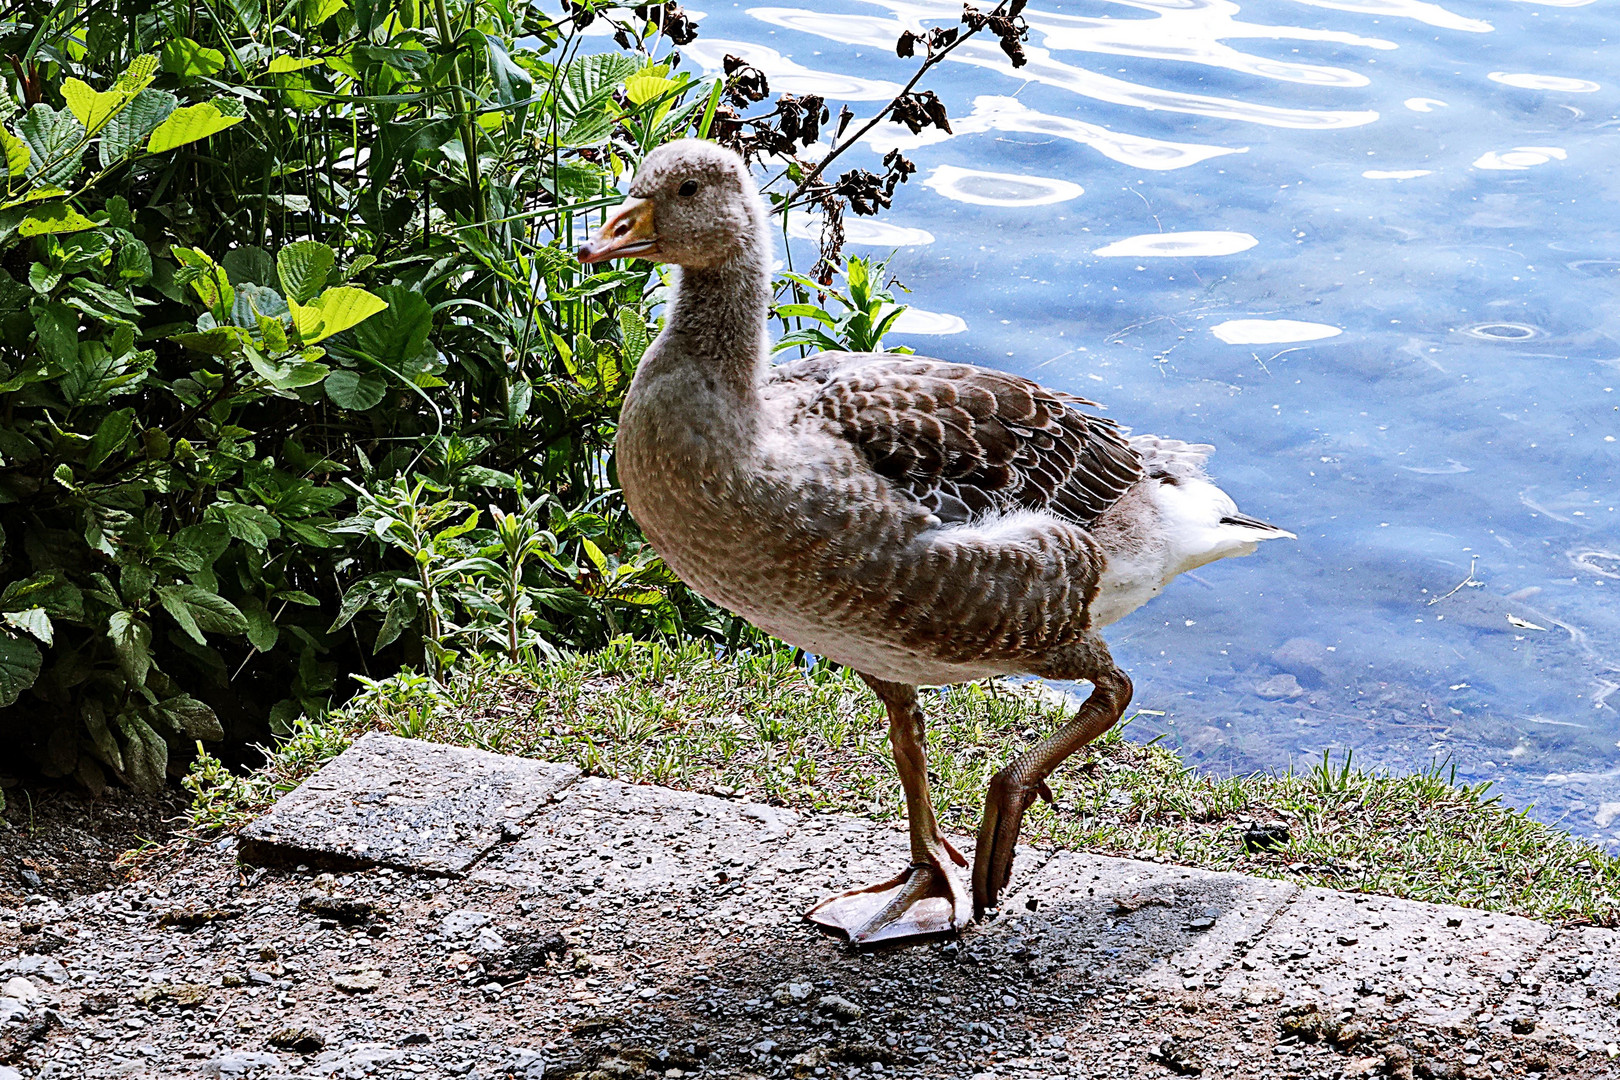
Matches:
[678,180,699,197]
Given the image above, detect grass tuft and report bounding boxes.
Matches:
[187,638,1620,926]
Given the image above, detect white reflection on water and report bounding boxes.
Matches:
[892,308,968,335]
[1027,0,1395,86]
[861,96,1245,170]
[1364,169,1434,179]
[784,213,935,247]
[1488,72,1602,93]
[923,165,1083,207]
[678,39,901,100]
[1211,319,1343,344]
[1288,0,1488,33]
[1405,96,1448,111]
[749,5,1380,129]
[1473,146,1568,171]
[1094,231,1259,257]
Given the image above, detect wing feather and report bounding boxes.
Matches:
[770,352,1143,526]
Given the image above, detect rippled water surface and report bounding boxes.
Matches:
[684,0,1620,842]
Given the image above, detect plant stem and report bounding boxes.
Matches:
[432,0,487,230]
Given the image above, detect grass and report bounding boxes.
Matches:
[186,638,1620,927]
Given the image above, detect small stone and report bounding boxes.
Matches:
[257,945,279,961]
[132,982,209,1009]
[221,973,246,988]
[474,927,508,954]
[1278,1004,1323,1043]
[1510,1016,1536,1035]
[1242,822,1290,852]
[441,909,494,937]
[773,981,814,1005]
[298,894,388,925]
[332,969,382,994]
[1256,673,1304,699]
[269,1025,325,1053]
[1240,984,1284,1006]
[13,955,67,983]
[2,977,42,1003]
[1151,1038,1204,1076]
[0,1065,22,1080]
[816,994,863,1022]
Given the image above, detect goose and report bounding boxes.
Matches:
[578,139,1295,945]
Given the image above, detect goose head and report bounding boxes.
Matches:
[577,140,763,269]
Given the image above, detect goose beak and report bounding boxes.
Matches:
[578,198,659,263]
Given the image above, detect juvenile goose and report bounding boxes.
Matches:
[579,140,1294,944]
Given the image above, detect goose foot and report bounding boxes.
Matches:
[972,773,1055,915]
[805,839,971,945]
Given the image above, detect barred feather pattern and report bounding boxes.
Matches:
[768,353,1144,527]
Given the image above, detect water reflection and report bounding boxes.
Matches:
[923,165,1083,206]
[1211,319,1343,344]
[1093,231,1258,256]
[689,0,1620,843]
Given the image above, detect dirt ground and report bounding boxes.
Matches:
[0,781,186,905]
[2,785,1616,1080]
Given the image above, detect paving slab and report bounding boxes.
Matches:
[1504,925,1620,1049]
[994,849,1299,993]
[237,732,579,875]
[1215,886,1552,1030]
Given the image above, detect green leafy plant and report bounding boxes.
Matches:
[773,257,914,356]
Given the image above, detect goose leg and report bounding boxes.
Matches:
[806,676,972,945]
[973,649,1132,916]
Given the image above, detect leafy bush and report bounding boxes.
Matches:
[0,0,1026,795]
[0,0,735,790]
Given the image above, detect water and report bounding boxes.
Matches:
[677,0,1620,843]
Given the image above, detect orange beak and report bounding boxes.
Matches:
[577,198,659,264]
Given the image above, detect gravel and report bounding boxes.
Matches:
[0,835,1609,1080]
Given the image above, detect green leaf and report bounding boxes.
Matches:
[484,33,533,108]
[156,583,249,644]
[221,245,276,287]
[246,347,329,390]
[59,77,126,132]
[243,600,279,652]
[146,101,243,154]
[87,407,135,467]
[115,708,167,791]
[0,127,28,176]
[160,38,227,78]
[0,635,41,707]
[618,307,649,366]
[31,302,78,366]
[267,55,325,73]
[347,285,431,365]
[107,610,152,686]
[99,89,177,167]
[2,607,51,645]
[18,104,86,186]
[275,240,335,304]
[115,54,161,93]
[173,247,234,313]
[212,502,280,547]
[172,326,248,356]
[324,368,387,410]
[18,202,98,236]
[153,693,223,740]
[289,286,387,345]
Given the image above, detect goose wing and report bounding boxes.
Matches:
[769,353,1143,525]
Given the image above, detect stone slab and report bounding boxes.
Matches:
[1504,925,1620,1049]
[994,849,1299,991]
[238,732,579,875]
[1216,886,1552,1028]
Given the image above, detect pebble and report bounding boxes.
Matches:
[2,976,42,1002]
[816,994,864,1022]
[441,910,494,937]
